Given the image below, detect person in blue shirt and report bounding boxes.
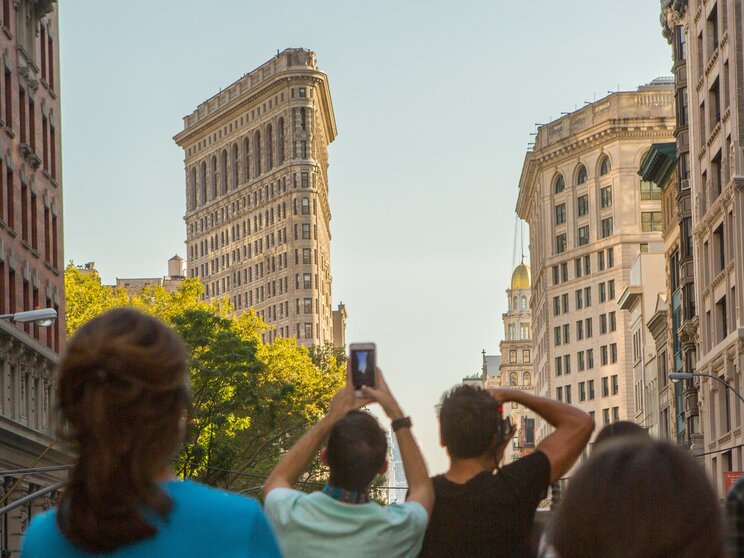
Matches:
[21,307,281,558]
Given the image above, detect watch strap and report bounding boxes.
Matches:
[391,416,412,432]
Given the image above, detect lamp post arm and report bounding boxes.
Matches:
[691,372,744,408]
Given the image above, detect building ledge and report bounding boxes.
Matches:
[618,285,642,310]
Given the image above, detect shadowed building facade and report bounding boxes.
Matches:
[175,48,337,346]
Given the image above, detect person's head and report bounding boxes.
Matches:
[439,385,507,462]
[552,438,724,558]
[593,420,649,450]
[56,308,191,553]
[321,410,387,492]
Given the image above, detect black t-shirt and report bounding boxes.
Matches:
[419,450,551,558]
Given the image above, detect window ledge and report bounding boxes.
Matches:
[705,48,720,78]
[1,25,11,40]
[7,227,16,238]
[706,121,722,148]
[4,127,15,139]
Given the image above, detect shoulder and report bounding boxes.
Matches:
[383,501,429,530]
[169,480,264,521]
[263,487,309,524]
[500,450,551,479]
[22,510,63,557]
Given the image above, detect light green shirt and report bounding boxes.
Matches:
[264,488,428,558]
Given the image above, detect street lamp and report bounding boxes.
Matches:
[0,308,57,328]
[669,372,744,407]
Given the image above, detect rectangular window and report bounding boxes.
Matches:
[303,248,312,264]
[553,296,561,316]
[608,280,615,300]
[584,255,591,275]
[576,320,584,340]
[584,286,592,307]
[598,250,605,271]
[607,247,614,268]
[609,311,617,332]
[510,350,517,363]
[601,217,614,238]
[555,233,567,254]
[611,375,619,395]
[588,379,595,400]
[554,327,562,346]
[562,324,570,344]
[642,211,663,232]
[555,357,563,376]
[575,289,583,310]
[612,407,620,422]
[575,258,582,278]
[579,381,586,402]
[578,351,586,372]
[304,323,313,339]
[577,195,589,217]
[599,282,607,303]
[603,408,610,425]
[555,203,566,225]
[561,263,568,282]
[303,273,311,289]
[640,181,661,200]
[565,385,572,404]
[587,348,594,369]
[523,350,530,363]
[601,346,608,366]
[610,343,617,364]
[602,377,609,397]
[301,223,311,239]
[562,293,569,313]
[600,314,608,334]
[556,386,563,402]
[578,225,589,246]
[585,318,593,338]
[600,186,612,208]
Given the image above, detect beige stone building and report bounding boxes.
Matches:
[115,255,186,297]
[668,0,744,496]
[174,49,337,346]
[499,261,537,463]
[516,83,676,447]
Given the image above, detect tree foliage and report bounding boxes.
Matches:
[64,263,345,492]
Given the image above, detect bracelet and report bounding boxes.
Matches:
[391,416,412,432]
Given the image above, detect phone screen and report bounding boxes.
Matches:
[350,349,376,389]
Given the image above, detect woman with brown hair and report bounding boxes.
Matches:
[21,308,281,557]
[551,438,724,558]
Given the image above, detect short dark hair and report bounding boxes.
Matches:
[439,385,503,459]
[552,439,724,558]
[326,411,387,491]
[593,421,648,449]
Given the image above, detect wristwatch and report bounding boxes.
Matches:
[391,416,412,432]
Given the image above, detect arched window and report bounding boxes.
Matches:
[510,372,518,386]
[301,197,310,215]
[554,174,565,194]
[576,164,587,185]
[200,161,207,205]
[254,131,262,176]
[221,149,228,194]
[232,143,239,189]
[210,155,217,199]
[189,167,197,210]
[523,372,532,386]
[300,108,307,131]
[520,296,527,310]
[242,137,250,182]
[599,155,611,176]
[266,124,273,170]
[277,118,285,163]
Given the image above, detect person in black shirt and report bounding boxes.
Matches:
[420,386,594,558]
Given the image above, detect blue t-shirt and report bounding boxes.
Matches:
[21,480,282,558]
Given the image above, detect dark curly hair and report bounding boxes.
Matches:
[439,385,504,459]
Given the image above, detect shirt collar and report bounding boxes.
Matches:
[322,483,371,504]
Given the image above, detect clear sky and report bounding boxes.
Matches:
[59,0,672,474]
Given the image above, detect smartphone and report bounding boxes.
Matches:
[349,343,376,392]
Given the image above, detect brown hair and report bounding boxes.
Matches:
[56,308,191,553]
[552,439,724,558]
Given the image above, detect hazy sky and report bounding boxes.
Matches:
[59,1,672,474]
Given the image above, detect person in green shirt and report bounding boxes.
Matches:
[263,368,433,558]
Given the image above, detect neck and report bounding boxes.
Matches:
[445,455,498,484]
[322,483,370,504]
[154,465,176,483]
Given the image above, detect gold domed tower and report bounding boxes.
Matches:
[497,258,536,465]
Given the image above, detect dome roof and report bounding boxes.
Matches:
[511,261,531,290]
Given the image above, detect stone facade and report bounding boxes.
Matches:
[115,255,185,297]
[499,261,537,464]
[516,84,675,449]
[174,48,337,346]
[0,2,69,556]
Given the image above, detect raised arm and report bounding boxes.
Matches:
[362,370,434,514]
[489,389,594,483]
[264,374,369,496]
